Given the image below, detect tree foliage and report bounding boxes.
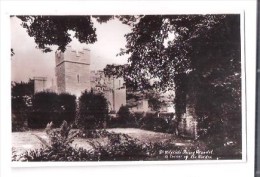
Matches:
[12,80,34,98]
[119,14,241,145]
[78,91,109,129]
[12,80,34,131]
[15,15,128,53]
[147,95,164,112]
[29,92,76,128]
[103,63,153,91]
[116,105,133,126]
[17,16,97,52]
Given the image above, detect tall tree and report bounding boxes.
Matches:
[119,14,241,148]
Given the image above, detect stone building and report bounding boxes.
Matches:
[55,46,91,97]
[53,46,126,112]
[90,70,126,112]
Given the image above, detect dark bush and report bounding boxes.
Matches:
[202,132,242,160]
[92,133,149,161]
[133,112,145,120]
[11,80,34,131]
[58,93,77,123]
[12,113,29,132]
[108,105,137,128]
[12,95,30,131]
[117,105,132,123]
[28,92,76,128]
[78,91,109,130]
[107,110,174,132]
[12,147,96,161]
[139,113,171,132]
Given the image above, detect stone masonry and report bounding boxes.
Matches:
[55,46,91,97]
[90,70,126,112]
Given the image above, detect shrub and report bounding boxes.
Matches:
[202,133,242,160]
[58,93,77,123]
[78,91,109,130]
[91,133,149,161]
[107,105,137,128]
[117,105,131,122]
[12,147,96,161]
[78,129,111,139]
[12,113,29,132]
[28,92,76,128]
[139,113,171,132]
[11,80,34,131]
[12,120,87,161]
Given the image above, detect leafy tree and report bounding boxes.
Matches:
[15,15,118,53]
[78,91,109,129]
[103,64,125,78]
[118,14,241,149]
[16,16,97,52]
[103,64,152,91]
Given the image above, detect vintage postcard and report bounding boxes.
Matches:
[10,13,245,164]
[1,1,258,177]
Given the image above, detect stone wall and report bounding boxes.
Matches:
[90,70,126,112]
[55,46,91,97]
[114,88,126,112]
[33,77,47,93]
[64,62,90,97]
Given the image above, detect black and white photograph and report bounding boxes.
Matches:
[10,14,243,162]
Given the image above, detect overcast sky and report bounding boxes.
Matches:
[11,16,131,87]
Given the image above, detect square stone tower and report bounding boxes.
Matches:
[55,46,91,97]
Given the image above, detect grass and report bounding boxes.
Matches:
[12,128,196,155]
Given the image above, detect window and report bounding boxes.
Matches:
[77,75,80,83]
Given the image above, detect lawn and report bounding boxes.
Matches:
[12,128,196,155]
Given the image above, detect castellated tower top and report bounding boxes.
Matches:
[55,45,90,67]
[55,45,91,97]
